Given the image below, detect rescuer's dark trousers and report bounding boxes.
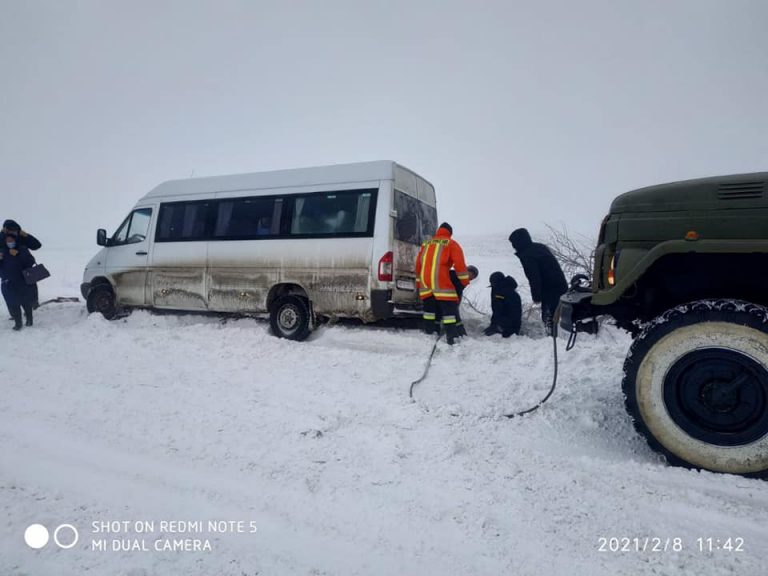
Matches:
[423,297,460,343]
[541,296,560,337]
[433,299,466,336]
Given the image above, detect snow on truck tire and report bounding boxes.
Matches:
[622,300,768,478]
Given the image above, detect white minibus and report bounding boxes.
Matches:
[81,161,437,340]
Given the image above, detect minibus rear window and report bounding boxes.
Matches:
[394,190,437,244]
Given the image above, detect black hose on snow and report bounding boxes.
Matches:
[502,330,558,418]
[409,333,442,399]
[409,306,561,419]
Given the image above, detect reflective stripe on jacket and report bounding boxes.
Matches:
[415,226,469,302]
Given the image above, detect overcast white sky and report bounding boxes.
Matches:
[2,0,767,249]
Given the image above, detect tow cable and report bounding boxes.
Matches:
[39,297,80,306]
[409,305,562,418]
[408,333,442,399]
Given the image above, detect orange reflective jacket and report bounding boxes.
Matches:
[415,226,469,301]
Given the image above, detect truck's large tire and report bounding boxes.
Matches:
[623,300,768,477]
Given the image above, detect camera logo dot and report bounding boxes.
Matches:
[24,524,79,550]
[24,524,49,549]
[54,524,79,549]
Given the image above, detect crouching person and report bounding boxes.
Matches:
[0,230,36,331]
[484,271,521,338]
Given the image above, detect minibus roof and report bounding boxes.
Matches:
[140,160,435,202]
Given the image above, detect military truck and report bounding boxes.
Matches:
[560,172,768,478]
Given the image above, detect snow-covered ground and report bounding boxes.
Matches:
[2,236,767,576]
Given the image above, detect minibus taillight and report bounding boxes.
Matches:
[378,251,394,282]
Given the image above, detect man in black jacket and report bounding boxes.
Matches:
[484,271,522,337]
[2,220,42,308]
[509,228,567,335]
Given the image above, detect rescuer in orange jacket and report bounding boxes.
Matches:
[415,222,470,345]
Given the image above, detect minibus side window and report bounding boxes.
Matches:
[157,202,211,242]
[127,209,152,243]
[214,197,280,239]
[288,189,376,237]
[111,208,152,246]
[112,214,132,245]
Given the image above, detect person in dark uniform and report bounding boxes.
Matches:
[484,271,522,337]
[2,220,42,308]
[508,228,567,335]
[0,229,37,330]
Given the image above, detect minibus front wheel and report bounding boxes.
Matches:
[87,285,118,320]
[270,295,312,341]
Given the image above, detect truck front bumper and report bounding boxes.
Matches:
[559,290,596,333]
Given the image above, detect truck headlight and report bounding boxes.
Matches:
[607,252,619,287]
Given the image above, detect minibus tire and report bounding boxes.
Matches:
[270,295,312,341]
[87,286,118,320]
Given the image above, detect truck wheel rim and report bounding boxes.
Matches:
[664,348,768,446]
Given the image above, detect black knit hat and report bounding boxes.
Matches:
[3,219,20,232]
[489,271,505,286]
[439,222,453,235]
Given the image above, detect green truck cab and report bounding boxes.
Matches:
[561,172,768,478]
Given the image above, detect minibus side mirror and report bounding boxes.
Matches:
[97,229,108,246]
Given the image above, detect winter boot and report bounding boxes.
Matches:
[445,323,459,345]
[25,312,33,327]
[423,319,438,335]
[456,323,467,337]
[10,308,22,331]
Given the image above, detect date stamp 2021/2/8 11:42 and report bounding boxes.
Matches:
[597,536,745,553]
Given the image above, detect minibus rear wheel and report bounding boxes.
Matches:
[87,285,118,320]
[270,295,312,341]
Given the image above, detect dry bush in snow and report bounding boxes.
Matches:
[544,223,596,283]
